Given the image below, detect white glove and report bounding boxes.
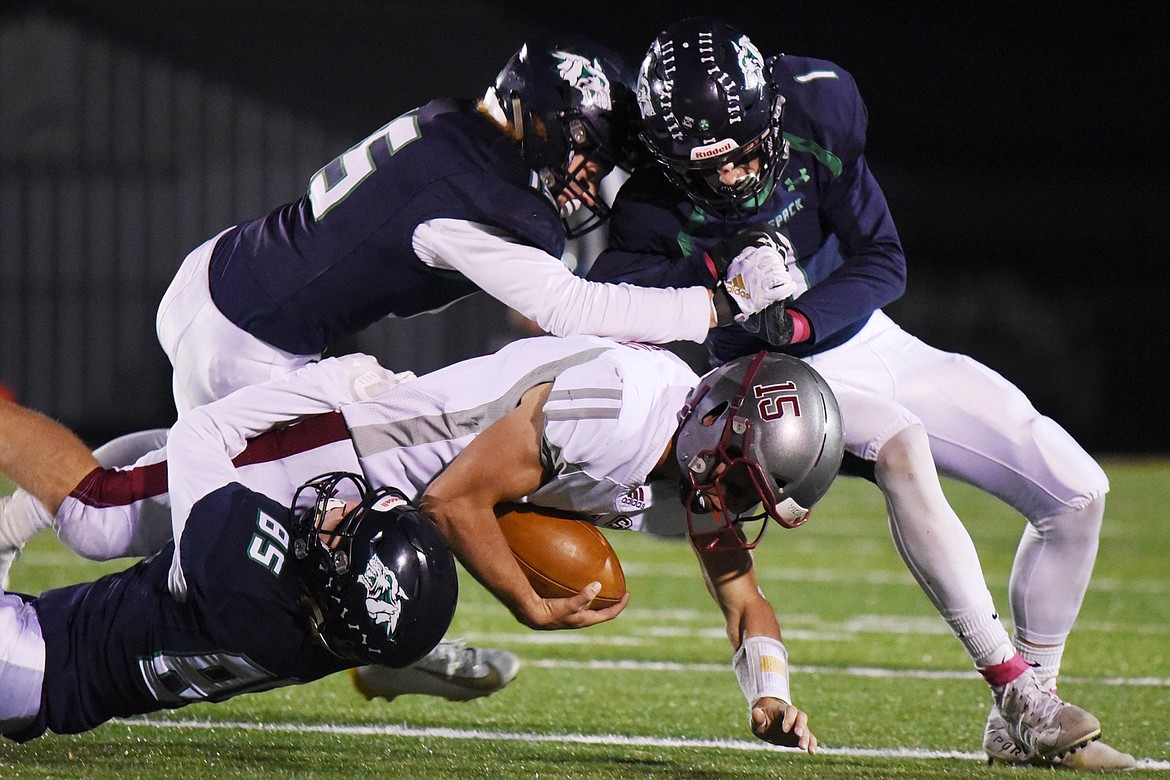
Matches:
[723,245,800,321]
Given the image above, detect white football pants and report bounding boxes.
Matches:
[155,228,318,416]
[804,310,1108,650]
[0,590,44,734]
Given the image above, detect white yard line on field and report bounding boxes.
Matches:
[107,717,1170,769]
[522,658,1170,688]
[621,561,1170,595]
[461,608,1170,647]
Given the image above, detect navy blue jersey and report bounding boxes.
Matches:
[208,99,566,355]
[9,484,346,742]
[589,55,906,364]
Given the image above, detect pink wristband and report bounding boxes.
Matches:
[788,309,811,344]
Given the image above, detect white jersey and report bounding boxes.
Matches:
[342,335,698,520]
[52,337,699,599]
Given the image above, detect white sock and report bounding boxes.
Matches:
[947,597,1014,668]
[1014,637,1063,690]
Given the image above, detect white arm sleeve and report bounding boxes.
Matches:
[413,218,712,344]
[165,354,412,600]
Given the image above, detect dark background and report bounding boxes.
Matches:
[1,1,1166,453]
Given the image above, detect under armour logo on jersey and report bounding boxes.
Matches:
[784,168,811,191]
[552,50,612,110]
[618,487,648,511]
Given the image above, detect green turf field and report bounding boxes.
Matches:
[2,460,1168,778]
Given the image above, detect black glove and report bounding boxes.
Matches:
[741,300,795,347]
[705,225,789,277]
[711,285,740,327]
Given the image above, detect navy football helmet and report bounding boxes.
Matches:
[675,352,843,551]
[489,35,641,237]
[637,18,788,216]
[291,472,458,667]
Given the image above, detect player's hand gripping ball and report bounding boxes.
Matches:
[496,505,626,608]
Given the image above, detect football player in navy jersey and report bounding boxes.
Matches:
[157,34,797,415]
[0,458,459,743]
[585,18,1131,770]
[0,33,799,706]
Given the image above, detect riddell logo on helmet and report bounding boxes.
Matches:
[690,139,738,161]
[372,494,407,513]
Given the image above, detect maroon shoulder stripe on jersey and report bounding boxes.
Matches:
[70,463,169,509]
[67,412,353,509]
[230,411,353,467]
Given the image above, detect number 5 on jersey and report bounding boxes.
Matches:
[308,112,422,220]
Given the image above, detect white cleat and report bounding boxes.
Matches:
[992,670,1101,761]
[985,705,1136,770]
[985,704,1035,765]
[1051,740,1138,771]
[351,640,520,703]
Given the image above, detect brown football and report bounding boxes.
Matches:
[496,504,626,609]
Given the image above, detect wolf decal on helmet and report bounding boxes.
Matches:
[735,34,767,91]
[358,552,409,638]
[552,51,613,111]
[292,472,458,667]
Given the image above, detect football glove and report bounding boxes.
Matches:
[705,225,790,277]
[722,246,799,321]
[741,300,796,347]
[711,250,799,327]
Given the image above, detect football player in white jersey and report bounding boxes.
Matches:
[2,335,844,751]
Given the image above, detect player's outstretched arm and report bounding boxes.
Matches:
[414,219,714,342]
[695,543,818,754]
[420,382,627,630]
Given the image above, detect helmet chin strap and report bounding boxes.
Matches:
[538,166,583,217]
[544,153,613,236]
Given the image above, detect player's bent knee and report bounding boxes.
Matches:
[873,424,932,484]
